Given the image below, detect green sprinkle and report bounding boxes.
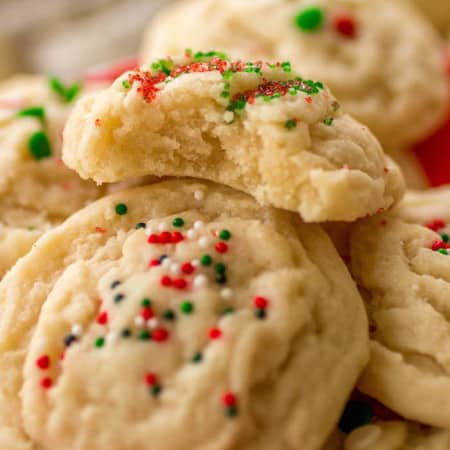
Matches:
[185,48,193,57]
[281,61,292,72]
[172,217,184,228]
[151,62,161,70]
[121,328,132,338]
[49,77,81,102]
[151,385,162,397]
[135,222,146,229]
[255,308,267,320]
[216,273,227,284]
[201,254,213,266]
[226,406,238,417]
[26,226,36,231]
[332,101,340,112]
[223,306,234,315]
[115,203,128,215]
[295,7,324,32]
[163,309,176,321]
[122,80,131,89]
[215,263,226,274]
[114,294,124,303]
[95,337,105,348]
[219,229,231,241]
[139,330,151,341]
[285,119,297,130]
[438,248,448,255]
[323,117,334,126]
[220,91,230,98]
[141,298,152,307]
[64,83,82,102]
[49,77,66,97]
[193,50,229,61]
[17,106,45,120]
[441,233,449,243]
[180,301,194,314]
[191,352,203,363]
[28,131,52,160]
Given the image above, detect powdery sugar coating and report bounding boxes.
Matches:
[141,0,448,150]
[63,54,404,222]
[0,180,368,450]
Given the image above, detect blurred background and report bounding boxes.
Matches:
[0,0,173,78]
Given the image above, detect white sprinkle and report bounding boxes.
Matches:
[193,220,204,230]
[220,288,233,300]
[187,229,197,240]
[194,274,208,289]
[158,222,169,232]
[106,332,118,344]
[144,226,153,236]
[170,263,181,275]
[191,259,200,267]
[134,316,145,327]
[194,190,205,201]
[224,111,234,124]
[161,257,172,269]
[147,318,159,329]
[199,236,211,248]
[35,337,48,351]
[71,324,83,336]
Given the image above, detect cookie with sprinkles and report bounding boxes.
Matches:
[141,0,449,151]
[0,75,105,277]
[0,179,369,450]
[349,216,450,427]
[63,53,404,222]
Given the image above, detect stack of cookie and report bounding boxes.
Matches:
[0,1,449,450]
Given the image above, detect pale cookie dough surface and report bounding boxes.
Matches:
[0,75,104,276]
[350,216,450,427]
[141,0,449,150]
[63,54,404,222]
[329,421,450,450]
[0,179,369,450]
[411,0,450,33]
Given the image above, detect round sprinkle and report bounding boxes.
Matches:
[114,293,125,303]
[216,273,227,284]
[115,203,128,215]
[172,231,184,243]
[194,190,205,200]
[63,334,77,347]
[254,296,269,309]
[160,231,172,244]
[163,309,176,321]
[36,355,50,370]
[147,318,159,329]
[220,288,233,300]
[152,328,169,342]
[135,222,146,229]
[323,117,334,126]
[141,307,155,321]
[110,280,121,289]
[172,217,184,228]
[215,263,226,274]
[161,275,172,287]
[96,311,108,325]
[187,229,197,240]
[180,301,194,314]
[339,401,374,433]
[442,233,449,243]
[333,13,357,38]
[106,332,118,344]
[255,308,267,320]
[41,377,53,389]
[285,119,297,130]
[134,316,145,327]
[209,327,222,340]
[181,262,195,275]
[161,257,171,269]
[199,236,211,248]
[222,392,237,407]
[191,259,200,267]
[95,337,105,348]
[219,229,232,241]
[193,274,208,289]
[158,222,169,231]
[139,330,151,341]
[194,220,204,230]
[215,242,228,254]
[121,328,132,338]
[201,254,213,266]
[142,298,152,307]
[149,258,160,267]
[295,6,324,32]
[71,324,83,336]
[192,352,203,363]
[173,278,187,290]
[151,385,162,397]
[145,373,158,385]
[170,263,181,275]
[148,234,160,244]
[29,130,52,160]
[223,306,234,315]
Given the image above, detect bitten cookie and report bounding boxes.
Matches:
[0,179,369,450]
[350,216,450,427]
[0,75,104,276]
[62,53,404,222]
[141,0,449,150]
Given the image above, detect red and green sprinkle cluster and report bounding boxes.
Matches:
[427,218,450,255]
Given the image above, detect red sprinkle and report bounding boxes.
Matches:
[148,234,160,244]
[145,373,158,385]
[305,96,313,104]
[254,296,269,309]
[181,262,195,275]
[149,258,161,267]
[95,226,107,234]
[141,308,155,321]
[215,242,228,254]
[41,377,53,389]
[96,311,108,325]
[95,118,102,127]
[222,392,237,407]
[152,328,169,342]
[209,328,222,340]
[426,219,446,232]
[333,14,357,38]
[160,231,173,244]
[173,278,187,290]
[36,355,50,370]
[432,240,449,251]
[161,275,172,286]
[172,232,184,243]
